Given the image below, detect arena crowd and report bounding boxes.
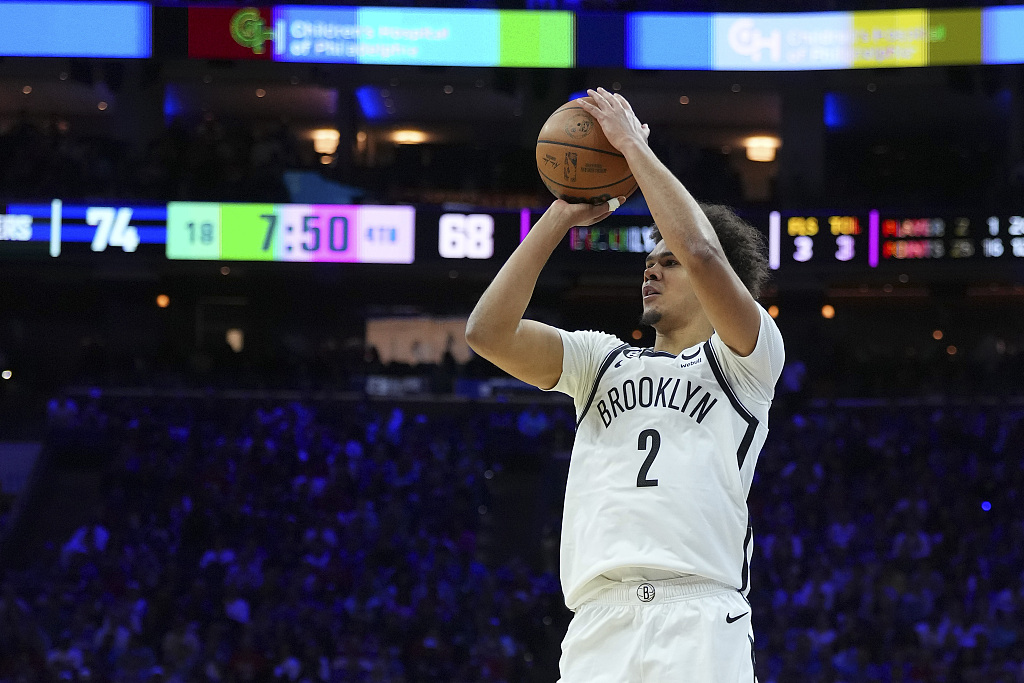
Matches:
[0,390,1022,681]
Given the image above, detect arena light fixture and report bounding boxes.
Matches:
[744,136,780,162]
[391,129,428,144]
[311,128,340,155]
[226,329,244,353]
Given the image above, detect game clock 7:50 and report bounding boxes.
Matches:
[259,213,350,253]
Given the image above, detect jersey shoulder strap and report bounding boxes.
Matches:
[576,343,630,427]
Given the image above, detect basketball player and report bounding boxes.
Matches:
[466,88,784,681]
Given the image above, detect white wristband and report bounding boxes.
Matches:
[607,198,620,212]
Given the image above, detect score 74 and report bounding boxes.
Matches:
[88,207,139,252]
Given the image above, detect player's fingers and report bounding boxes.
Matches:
[588,88,614,107]
[587,195,626,223]
[603,89,629,113]
[578,93,606,115]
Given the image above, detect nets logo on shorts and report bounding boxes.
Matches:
[637,583,656,602]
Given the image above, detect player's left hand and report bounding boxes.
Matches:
[577,87,650,153]
[546,195,626,230]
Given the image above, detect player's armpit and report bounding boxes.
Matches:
[469,319,564,390]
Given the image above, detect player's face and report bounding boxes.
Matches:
[641,240,700,329]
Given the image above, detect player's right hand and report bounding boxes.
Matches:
[578,88,650,154]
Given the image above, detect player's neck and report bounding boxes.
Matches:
[652,317,714,356]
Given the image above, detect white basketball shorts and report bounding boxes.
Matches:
[558,576,757,683]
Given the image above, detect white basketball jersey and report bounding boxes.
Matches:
[547,304,784,609]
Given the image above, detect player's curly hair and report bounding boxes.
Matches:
[649,203,771,299]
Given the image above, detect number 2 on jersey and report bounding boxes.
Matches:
[637,429,661,487]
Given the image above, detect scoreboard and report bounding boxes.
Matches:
[768,210,1024,271]
[2,199,1023,284]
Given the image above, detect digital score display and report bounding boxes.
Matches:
[166,202,415,263]
[769,211,871,269]
[414,209,522,264]
[0,201,166,258]
[879,214,1024,260]
[769,210,1024,270]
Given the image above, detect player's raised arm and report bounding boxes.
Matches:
[466,198,622,390]
[578,88,762,357]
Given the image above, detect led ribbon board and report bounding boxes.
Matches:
[273,6,572,66]
[166,202,415,263]
[188,5,573,67]
[0,1,150,58]
[180,3,1024,69]
[627,7,998,69]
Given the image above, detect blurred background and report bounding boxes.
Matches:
[0,0,1022,681]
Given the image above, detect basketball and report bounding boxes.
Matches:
[536,97,638,205]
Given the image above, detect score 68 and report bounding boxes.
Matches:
[439,213,494,259]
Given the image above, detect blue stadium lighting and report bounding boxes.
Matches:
[568,89,588,102]
[982,501,992,511]
[163,89,183,121]
[995,88,1012,113]
[823,92,847,129]
[356,85,388,120]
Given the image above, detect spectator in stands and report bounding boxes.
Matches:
[60,517,110,567]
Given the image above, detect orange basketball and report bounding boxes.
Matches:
[536,97,637,205]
